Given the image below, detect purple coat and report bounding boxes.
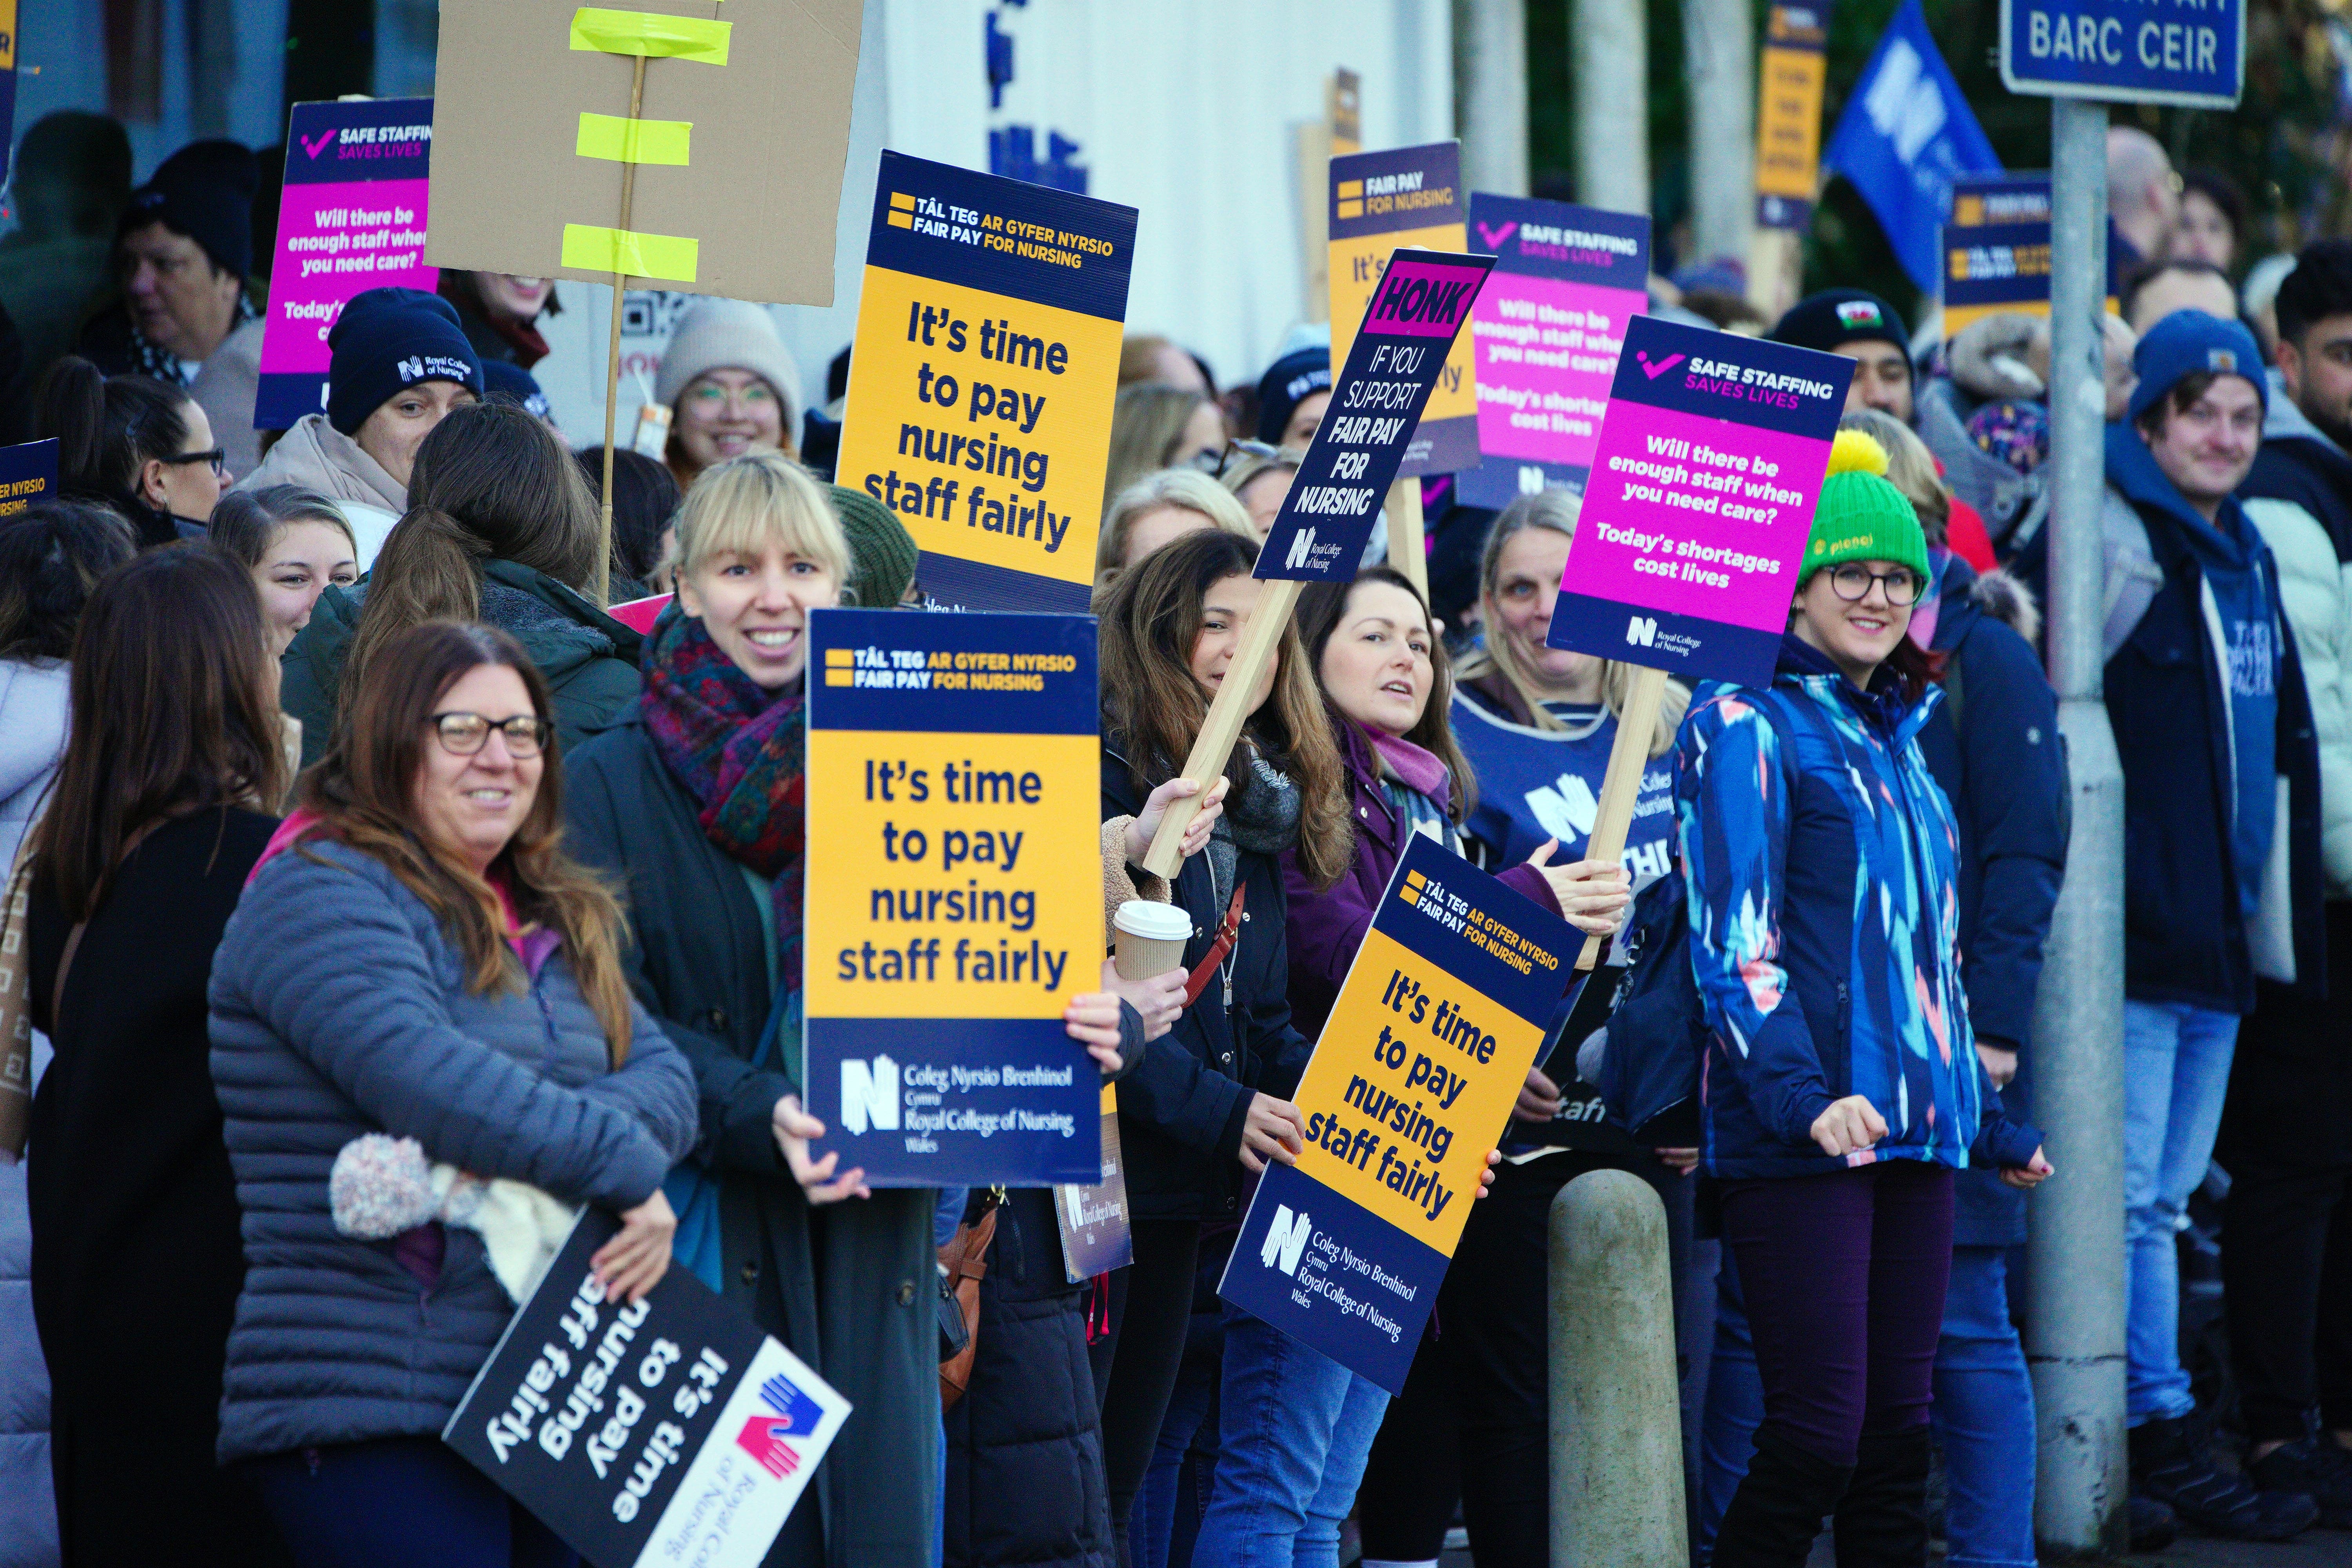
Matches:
[1280,715,1562,1044]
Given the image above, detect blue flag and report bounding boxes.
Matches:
[1823,0,2002,292]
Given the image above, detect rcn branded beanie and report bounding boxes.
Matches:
[482,359,552,422]
[122,138,261,280]
[1256,345,1332,445]
[1802,430,1930,582]
[653,298,806,430]
[2125,308,2267,425]
[326,287,486,435]
[1769,288,1910,359]
[831,484,920,608]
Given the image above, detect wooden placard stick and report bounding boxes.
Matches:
[1388,476,1427,601]
[1572,663,1669,970]
[593,51,649,608]
[1139,577,1307,882]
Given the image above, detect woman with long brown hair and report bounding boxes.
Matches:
[24,543,292,1565]
[280,399,644,766]
[207,619,695,1566]
[1092,528,1347,1564]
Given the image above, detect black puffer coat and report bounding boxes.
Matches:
[945,1189,1116,1568]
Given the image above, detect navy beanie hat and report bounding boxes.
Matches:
[123,139,260,280]
[1256,346,1332,445]
[2127,309,2267,424]
[482,359,552,422]
[1769,288,1910,357]
[327,288,486,435]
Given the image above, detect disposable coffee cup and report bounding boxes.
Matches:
[1113,899,1193,981]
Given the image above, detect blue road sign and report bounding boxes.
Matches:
[2000,0,2242,107]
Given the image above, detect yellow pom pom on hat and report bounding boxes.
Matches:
[1802,429,1929,582]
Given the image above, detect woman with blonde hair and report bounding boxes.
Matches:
[1103,383,1226,513]
[1093,466,1256,595]
[1218,444,1304,539]
[280,400,644,764]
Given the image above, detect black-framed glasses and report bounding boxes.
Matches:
[164,447,227,477]
[428,711,551,758]
[1195,438,1292,481]
[1826,564,1925,606]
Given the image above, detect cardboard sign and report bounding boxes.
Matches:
[1258,250,1494,583]
[1755,2,1833,229]
[444,1211,849,1568]
[1219,835,1573,1391]
[1942,174,2122,340]
[0,0,17,191]
[0,439,58,518]
[427,0,860,303]
[256,98,439,430]
[835,152,1136,614]
[1056,1083,1134,1281]
[803,607,1103,1185]
[1329,143,1481,477]
[1454,196,1650,508]
[1544,315,1850,687]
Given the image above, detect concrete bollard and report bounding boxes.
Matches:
[1550,1169,1688,1568]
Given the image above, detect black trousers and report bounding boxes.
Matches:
[1093,1217,1200,1568]
[1356,1150,1691,1568]
[2221,902,2352,1446]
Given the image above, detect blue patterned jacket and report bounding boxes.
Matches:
[1675,635,2042,1180]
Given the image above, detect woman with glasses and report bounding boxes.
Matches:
[653,298,803,492]
[206,617,696,1567]
[1683,431,2051,1568]
[1103,383,1227,515]
[30,355,227,546]
[279,401,643,767]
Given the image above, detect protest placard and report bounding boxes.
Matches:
[1942,174,2121,340]
[1755,2,1833,230]
[803,606,1104,1185]
[0,439,58,518]
[1544,315,1849,964]
[0,0,17,190]
[834,152,1136,614]
[1055,1083,1134,1281]
[444,1211,849,1568]
[256,99,439,430]
[1140,249,1492,879]
[1328,143,1479,478]
[1454,195,1649,508]
[1218,834,1573,1392]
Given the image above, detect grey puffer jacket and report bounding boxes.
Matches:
[207,839,697,1465]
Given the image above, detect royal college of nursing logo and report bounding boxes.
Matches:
[735,1374,826,1480]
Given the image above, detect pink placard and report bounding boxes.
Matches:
[260,178,437,377]
[1470,272,1648,473]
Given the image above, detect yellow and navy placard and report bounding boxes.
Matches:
[1329,142,1480,477]
[1943,174,2121,339]
[1755,2,1831,229]
[804,606,1103,1185]
[836,151,1136,614]
[0,439,57,518]
[1218,833,1574,1391]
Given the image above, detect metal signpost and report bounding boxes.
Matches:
[2000,0,2241,1556]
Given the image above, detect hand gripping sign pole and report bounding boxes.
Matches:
[1541,316,1852,967]
[1140,250,1495,882]
[429,0,862,601]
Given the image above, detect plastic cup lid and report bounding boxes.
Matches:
[1113,898,1193,942]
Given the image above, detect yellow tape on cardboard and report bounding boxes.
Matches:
[560,223,701,282]
[575,112,694,165]
[568,8,731,64]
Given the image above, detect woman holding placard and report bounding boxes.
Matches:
[1175,562,1625,1568]
[1093,528,1351,1566]
[1679,431,2051,1568]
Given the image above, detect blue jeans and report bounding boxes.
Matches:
[1132,1307,1223,1568]
[2123,999,2239,1424]
[1933,1246,2038,1568]
[1191,1306,1390,1568]
[1695,1246,2034,1568]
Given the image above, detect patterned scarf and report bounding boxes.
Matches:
[128,293,257,386]
[640,608,809,991]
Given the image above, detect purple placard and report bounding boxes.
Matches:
[1457,195,1651,508]
[1545,316,1852,687]
[255,98,437,430]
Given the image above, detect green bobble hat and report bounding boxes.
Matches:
[831,483,920,608]
[1801,429,1929,583]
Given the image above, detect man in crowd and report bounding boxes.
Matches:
[2050,308,2325,1541]
[2109,126,2181,272]
[2124,258,2240,337]
[2223,241,2352,1525]
[1768,288,1915,423]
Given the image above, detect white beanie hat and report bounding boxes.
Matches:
[653,298,806,430]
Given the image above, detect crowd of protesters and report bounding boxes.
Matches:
[0,111,2350,1568]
